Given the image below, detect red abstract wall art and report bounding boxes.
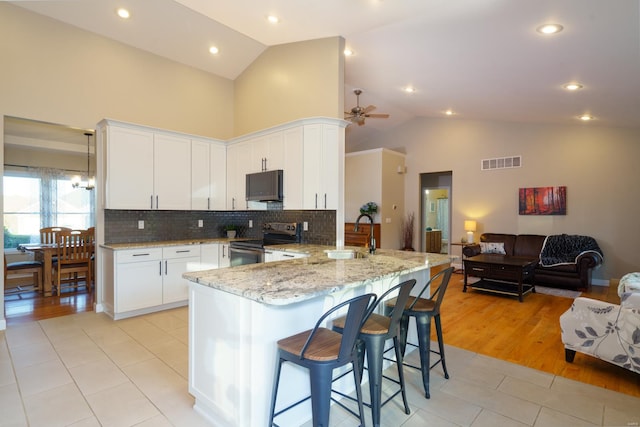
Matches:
[519,186,567,215]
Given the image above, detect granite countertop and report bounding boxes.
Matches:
[183,245,451,306]
[101,238,242,250]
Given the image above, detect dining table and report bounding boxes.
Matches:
[18,243,58,296]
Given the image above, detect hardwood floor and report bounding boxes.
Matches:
[4,273,639,398]
[4,286,93,325]
[442,273,640,398]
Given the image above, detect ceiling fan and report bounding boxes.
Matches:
[345,89,390,126]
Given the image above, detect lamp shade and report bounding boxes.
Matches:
[464,220,477,232]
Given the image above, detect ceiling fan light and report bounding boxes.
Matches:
[267,15,279,24]
[209,46,219,55]
[579,114,593,121]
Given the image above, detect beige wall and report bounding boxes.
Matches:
[234,37,345,136]
[351,117,640,282]
[345,148,405,249]
[0,3,234,139]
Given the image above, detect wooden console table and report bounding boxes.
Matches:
[463,254,537,302]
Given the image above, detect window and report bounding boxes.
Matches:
[3,170,94,249]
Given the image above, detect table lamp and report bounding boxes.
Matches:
[464,220,477,244]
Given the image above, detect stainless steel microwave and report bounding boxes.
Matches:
[245,169,283,202]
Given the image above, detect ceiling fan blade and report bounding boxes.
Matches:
[365,113,390,119]
[362,105,376,114]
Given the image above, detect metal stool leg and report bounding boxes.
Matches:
[414,314,432,398]
[392,336,411,415]
[434,314,449,379]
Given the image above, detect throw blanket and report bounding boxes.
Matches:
[540,234,603,267]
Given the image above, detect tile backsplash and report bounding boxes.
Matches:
[104,210,336,245]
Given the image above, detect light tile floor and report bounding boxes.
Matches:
[1,307,639,427]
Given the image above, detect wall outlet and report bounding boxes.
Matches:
[138,220,144,230]
[198,219,203,228]
[303,221,309,231]
[249,220,253,228]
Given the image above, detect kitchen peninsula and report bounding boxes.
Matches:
[183,245,450,427]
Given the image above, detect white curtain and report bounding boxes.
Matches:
[29,167,64,228]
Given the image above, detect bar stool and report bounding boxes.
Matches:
[332,279,416,427]
[268,293,376,427]
[385,266,454,398]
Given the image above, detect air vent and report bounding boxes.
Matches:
[481,156,521,171]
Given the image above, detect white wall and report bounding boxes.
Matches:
[351,116,640,281]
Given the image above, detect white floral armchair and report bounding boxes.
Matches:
[560,272,640,373]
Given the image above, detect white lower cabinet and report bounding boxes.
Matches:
[162,246,202,304]
[106,245,202,319]
[264,250,308,263]
[219,243,231,268]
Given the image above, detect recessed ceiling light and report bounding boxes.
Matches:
[344,48,354,56]
[579,114,594,121]
[444,110,455,116]
[404,86,415,93]
[536,23,563,34]
[116,8,130,19]
[267,15,279,24]
[209,46,219,55]
[564,82,583,91]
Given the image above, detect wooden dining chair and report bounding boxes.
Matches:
[40,226,72,245]
[4,253,43,295]
[53,230,94,295]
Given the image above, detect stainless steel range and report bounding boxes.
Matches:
[229,222,301,267]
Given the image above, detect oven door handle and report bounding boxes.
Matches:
[230,247,263,255]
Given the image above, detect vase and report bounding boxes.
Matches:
[226,230,236,238]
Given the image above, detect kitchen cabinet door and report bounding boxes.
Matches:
[226,142,250,210]
[115,249,163,313]
[191,139,211,211]
[105,126,155,210]
[192,140,227,211]
[303,124,340,210]
[219,243,231,268]
[200,244,220,269]
[282,126,304,210]
[154,133,192,210]
[162,246,201,304]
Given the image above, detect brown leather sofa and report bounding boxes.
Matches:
[462,233,603,291]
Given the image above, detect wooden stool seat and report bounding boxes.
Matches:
[277,328,342,362]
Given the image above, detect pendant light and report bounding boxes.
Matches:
[72,132,95,190]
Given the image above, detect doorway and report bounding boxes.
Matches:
[3,116,96,325]
[420,171,452,254]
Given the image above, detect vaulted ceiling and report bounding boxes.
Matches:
[11,0,640,146]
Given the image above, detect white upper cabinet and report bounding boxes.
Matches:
[250,132,285,172]
[101,121,191,210]
[104,125,155,210]
[303,123,341,210]
[226,141,251,210]
[192,139,227,211]
[153,133,191,210]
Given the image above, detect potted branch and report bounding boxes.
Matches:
[401,212,415,251]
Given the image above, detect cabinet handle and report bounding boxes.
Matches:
[150,195,153,209]
[315,193,318,209]
[165,260,168,275]
[324,193,327,209]
[222,245,226,258]
[132,253,150,257]
[282,254,295,258]
[176,250,190,253]
[159,261,162,276]
[232,197,235,210]
[207,197,210,210]
[156,195,159,209]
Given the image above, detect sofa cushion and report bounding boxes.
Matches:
[480,242,506,254]
[513,234,546,258]
[480,233,516,256]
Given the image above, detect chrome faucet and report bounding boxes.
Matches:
[354,213,376,254]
